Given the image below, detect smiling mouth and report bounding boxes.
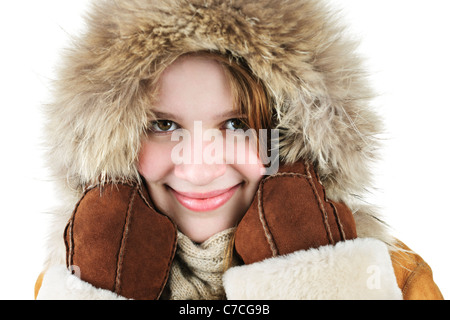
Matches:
[169,184,241,212]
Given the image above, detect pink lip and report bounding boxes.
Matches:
[170,184,241,212]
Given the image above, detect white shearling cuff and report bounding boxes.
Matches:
[36,265,127,300]
[223,238,402,300]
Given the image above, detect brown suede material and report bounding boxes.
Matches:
[391,241,444,300]
[64,183,177,300]
[235,161,357,265]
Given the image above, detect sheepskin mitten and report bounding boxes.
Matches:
[235,161,357,265]
[64,182,177,300]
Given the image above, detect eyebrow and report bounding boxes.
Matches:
[213,110,246,120]
[152,111,180,121]
[151,109,246,121]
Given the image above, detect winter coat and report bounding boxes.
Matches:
[35,0,443,300]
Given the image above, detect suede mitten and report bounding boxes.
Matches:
[64,183,177,300]
[235,161,357,265]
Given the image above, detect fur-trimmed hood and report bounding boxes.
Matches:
[44,0,391,266]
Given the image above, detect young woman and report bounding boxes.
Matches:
[35,0,443,300]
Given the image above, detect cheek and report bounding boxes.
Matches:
[137,139,174,182]
[228,138,265,184]
[238,159,265,185]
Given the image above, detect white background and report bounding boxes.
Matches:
[0,0,448,299]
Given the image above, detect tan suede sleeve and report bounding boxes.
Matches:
[391,241,444,300]
[34,271,46,299]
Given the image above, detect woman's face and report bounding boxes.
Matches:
[138,56,265,243]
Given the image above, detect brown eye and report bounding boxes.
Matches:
[150,120,178,132]
[225,118,247,131]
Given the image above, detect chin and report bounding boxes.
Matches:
[177,213,237,243]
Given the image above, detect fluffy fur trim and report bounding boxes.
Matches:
[36,265,127,300]
[223,238,402,300]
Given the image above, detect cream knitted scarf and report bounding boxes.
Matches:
[161,228,238,300]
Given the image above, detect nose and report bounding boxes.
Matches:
[174,162,227,186]
[173,132,227,185]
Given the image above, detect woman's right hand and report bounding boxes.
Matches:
[64,182,177,300]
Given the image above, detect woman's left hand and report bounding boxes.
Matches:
[234,160,357,265]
